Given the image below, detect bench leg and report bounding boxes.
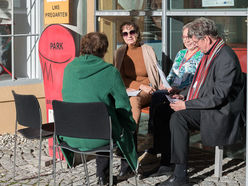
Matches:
[214,146,223,179]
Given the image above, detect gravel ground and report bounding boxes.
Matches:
[0,133,246,186]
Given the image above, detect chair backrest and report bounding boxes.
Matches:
[12,90,41,128]
[52,100,111,140]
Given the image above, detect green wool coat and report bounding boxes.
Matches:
[60,54,138,171]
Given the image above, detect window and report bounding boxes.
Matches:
[163,1,247,73]
[170,0,248,9]
[98,0,162,11]
[96,0,163,64]
[0,0,41,84]
[169,16,247,62]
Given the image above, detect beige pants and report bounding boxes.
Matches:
[129,91,151,130]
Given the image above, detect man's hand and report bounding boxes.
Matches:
[170,100,186,111]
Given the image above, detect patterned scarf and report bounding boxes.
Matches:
[186,38,225,100]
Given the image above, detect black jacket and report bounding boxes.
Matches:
[185,45,245,146]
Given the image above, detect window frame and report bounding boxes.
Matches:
[0,0,42,86]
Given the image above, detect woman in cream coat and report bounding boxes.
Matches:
[113,21,161,179]
[114,21,161,127]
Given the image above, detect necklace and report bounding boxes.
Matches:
[178,49,199,70]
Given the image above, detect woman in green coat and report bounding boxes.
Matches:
[60,32,137,184]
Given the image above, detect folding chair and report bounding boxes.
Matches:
[12,90,54,185]
[52,100,114,186]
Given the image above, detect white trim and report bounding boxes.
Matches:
[95,10,162,16]
[0,34,39,37]
[0,78,43,87]
[162,0,166,55]
[11,0,14,80]
[166,9,248,16]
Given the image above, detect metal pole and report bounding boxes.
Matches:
[162,0,167,55]
[94,0,97,31]
[11,0,14,80]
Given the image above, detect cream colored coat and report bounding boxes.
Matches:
[113,44,161,89]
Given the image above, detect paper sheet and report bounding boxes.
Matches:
[127,90,141,97]
[166,95,179,103]
[157,64,179,103]
[157,63,171,89]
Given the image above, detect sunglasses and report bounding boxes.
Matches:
[122,30,136,37]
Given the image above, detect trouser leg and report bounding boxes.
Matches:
[148,90,168,134]
[170,109,200,164]
[129,91,151,126]
[129,91,151,152]
[96,155,109,177]
[152,101,173,158]
[120,158,130,172]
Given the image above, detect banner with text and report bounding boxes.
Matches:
[44,0,73,24]
[38,24,76,158]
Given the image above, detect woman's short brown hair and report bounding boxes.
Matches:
[80,32,108,58]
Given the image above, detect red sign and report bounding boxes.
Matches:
[233,47,247,73]
[39,24,76,158]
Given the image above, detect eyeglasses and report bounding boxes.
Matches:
[192,36,206,44]
[192,38,204,44]
[182,36,191,40]
[122,30,136,37]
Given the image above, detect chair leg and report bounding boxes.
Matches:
[53,134,56,186]
[109,151,113,186]
[81,154,90,186]
[38,134,42,186]
[134,171,138,186]
[56,146,63,170]
[214,146,223,179]
[13,130,17,179]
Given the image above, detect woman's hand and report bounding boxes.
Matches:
[159,84,166,90]
[168,87,181,94]
[139,84,155,94]
[158,85,180,95]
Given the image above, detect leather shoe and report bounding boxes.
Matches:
[117,168,134,182]
[97,176,118,185]
[149,165,173,177]
[155,175,189,186]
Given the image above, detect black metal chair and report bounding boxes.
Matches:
[12,90,54,184]
[52,100,114,186]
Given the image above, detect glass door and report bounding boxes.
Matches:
[164,0,247,73]
[96,0,163,64]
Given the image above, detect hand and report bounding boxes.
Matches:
[171,94,185,100]
[139,84,155,94]
[159,84,166,90]
[170,100,186,111]
[168,87,181,94]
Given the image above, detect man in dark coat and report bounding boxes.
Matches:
[155,17,245,186]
